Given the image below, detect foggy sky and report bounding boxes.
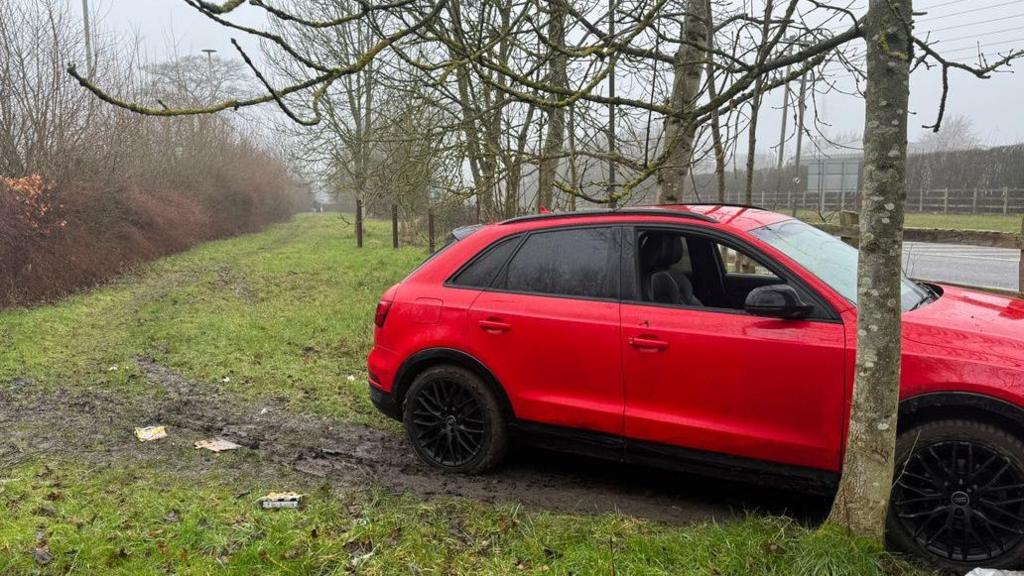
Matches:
[89,0,1024,152]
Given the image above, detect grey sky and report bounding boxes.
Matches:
[91,0,1024,153]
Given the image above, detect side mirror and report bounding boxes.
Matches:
[744,284,814,320]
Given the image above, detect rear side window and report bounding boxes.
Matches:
[500,227,619,299]
[450,235,521,288]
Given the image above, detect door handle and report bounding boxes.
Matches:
[628,336,669,351]
[478,318,511,333]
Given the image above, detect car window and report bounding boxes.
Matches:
[450,235,521,288]
[635,229,787,311]
[500,227,619,299]
[719,245,777,278]
[751,219,929,311]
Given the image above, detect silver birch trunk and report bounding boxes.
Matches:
[826,0,913,542]
[656,0,708,204]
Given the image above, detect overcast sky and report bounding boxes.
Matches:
[90,0,1024,154]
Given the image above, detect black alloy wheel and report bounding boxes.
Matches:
[889,420,1024,570]
[403,365,507,473]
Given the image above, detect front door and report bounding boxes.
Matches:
[620,227,846,471]
[466,226,624,437]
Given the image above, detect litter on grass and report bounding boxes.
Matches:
[194,438,242,452]
[134,426,168,442]
[259,492,304,510]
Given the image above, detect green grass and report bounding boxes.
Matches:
[0,457,914,576]
[0,214,425,423]
[0,214,930,575]
[797,210,1023,233]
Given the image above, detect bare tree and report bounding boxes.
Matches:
[66,0,1024,544]
[536,0,568,211]
[655,0,709,203]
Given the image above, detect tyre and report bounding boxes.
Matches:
[402,364,508,474]
[887,419,1024,571]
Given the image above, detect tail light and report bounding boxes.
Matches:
[374,300,392,328]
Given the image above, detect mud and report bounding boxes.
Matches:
[0,360,829,525]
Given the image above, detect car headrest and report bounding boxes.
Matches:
[640,234,683,269]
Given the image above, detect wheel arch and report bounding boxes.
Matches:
[392,348,515,418]
[899,391,1024,440]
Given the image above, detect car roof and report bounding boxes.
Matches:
[497,204,794,232]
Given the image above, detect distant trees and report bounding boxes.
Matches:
[0,0,302,307]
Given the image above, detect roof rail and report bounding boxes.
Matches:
[499,208,716,226]
[676,202,768,211]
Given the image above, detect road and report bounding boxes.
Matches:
[903,242,1020,293]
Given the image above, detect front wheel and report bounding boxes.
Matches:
[887,419,1024,571]
[402,365,507,474]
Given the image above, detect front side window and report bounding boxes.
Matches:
[634,229,788,311]
[750,219,929,311]
[499,227,619,299]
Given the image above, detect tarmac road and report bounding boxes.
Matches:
[904,241,1020,293]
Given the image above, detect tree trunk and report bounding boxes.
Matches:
[656,0,708,203]
[703,0,726,203]
[826,0,913,542]
[537,0,567,211]
[744,80,763,205]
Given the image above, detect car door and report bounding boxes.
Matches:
[465,225,625,438]
[620,226,847,472]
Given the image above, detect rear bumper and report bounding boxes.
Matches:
[369,382,401,421]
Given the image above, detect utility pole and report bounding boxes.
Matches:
[606,0,618,208]
[774,68,792,210]
[791,71,809,216]
[81,0,94,77]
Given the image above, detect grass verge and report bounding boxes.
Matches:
[796,209,1022,233]
[0,214,931,575]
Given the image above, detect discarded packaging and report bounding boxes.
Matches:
[134,426,168,442]
[259,492,304,510]
[194,438,242,452]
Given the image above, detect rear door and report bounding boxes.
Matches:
[464,226,625,437]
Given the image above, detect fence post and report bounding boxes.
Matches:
[428,208,436,253]
[391,204,399,249]
[355,198,363,248]
[1004,187,1010,215]
[839,210,860,248]
[972,188,979,214]
[918,187,924,212]
[943,188,949,213]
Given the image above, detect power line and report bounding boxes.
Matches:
[918,0,1024,23]
[928,13,1024,33]
[823,3,1023,35]
[918,0,975,11]
[939,36,1024,54]
[933,24,1024,44]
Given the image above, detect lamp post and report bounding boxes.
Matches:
[81,0,94,77]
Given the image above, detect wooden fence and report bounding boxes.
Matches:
[722,187,1024,215]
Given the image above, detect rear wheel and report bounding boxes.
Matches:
[402,365,507,474]
[887,419,1024,570]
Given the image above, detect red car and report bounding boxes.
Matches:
[368,205,1024,570]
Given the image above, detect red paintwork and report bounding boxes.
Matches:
[368,206,1024,473]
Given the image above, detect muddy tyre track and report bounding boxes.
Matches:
[1,360,829,525]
